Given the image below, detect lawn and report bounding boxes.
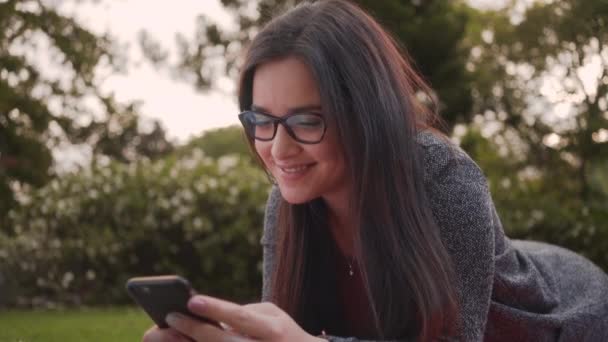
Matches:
[0,307,153,342]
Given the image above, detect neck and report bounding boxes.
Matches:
[323,190,356,257]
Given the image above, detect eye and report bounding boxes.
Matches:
[288,114,324,128]
[251,112,273,126]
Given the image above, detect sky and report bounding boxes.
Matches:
[57,0,239,144]
[59,0,509,144]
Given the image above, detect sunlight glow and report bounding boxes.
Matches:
[57,0,240,142]
[592,129,608,143]
[542,133,561,149]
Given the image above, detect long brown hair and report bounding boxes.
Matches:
[238,1,459,340]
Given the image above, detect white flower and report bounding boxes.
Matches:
[159,198,170,210]
[531,210,544,221]
[62,272,74,288]
[190,148,205,161]
[50,239,61,249]
[181,156,198,170]
[86,270,96,280]
[143,214,156,227]
[180,189,194,202]
[88,190,98,200]
[192,217,203,230]
[218,155,239,173]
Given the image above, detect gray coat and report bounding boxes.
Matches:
[260,131,608,341]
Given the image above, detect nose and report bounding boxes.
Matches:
[271,125,301,160]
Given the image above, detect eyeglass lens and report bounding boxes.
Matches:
[242,111,325,143]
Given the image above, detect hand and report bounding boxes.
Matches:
[142,295,325,342]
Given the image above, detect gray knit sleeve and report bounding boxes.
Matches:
[261,186,281,302]
[421,139,495,341]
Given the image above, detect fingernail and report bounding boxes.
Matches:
[165,312,184,326]
[189,296,207,311]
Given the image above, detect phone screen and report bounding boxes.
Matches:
[126,275,219,329]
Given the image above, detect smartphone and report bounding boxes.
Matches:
[126,275,220,329]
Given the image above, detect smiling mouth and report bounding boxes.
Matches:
[277,163,315,174]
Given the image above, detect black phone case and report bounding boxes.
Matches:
[126,275,218,329]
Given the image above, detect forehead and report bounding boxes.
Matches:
[252,56,321,115]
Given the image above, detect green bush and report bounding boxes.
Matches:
[461,130,608,272]
[3,128,605,309]
[0,149,270,308]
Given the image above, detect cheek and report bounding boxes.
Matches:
[321,143,348,177]
[318,127,343,160]
[316,137,344,164]
[254,141,272,165]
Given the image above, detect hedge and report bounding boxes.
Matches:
[0,149,270,308]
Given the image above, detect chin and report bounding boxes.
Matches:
[278,186,315,205]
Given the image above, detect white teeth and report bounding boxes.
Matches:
[280,165,310,173]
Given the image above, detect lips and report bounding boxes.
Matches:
[279,164,313,173]
[274,162,316,179]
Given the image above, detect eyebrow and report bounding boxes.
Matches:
[251,104,323,115]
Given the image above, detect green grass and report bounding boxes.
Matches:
[0,307,153,342]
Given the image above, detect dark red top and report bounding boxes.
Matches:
[333,253,378,339]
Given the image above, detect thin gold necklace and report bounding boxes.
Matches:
[346,256,355,276]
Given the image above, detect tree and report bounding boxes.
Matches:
[466,0,608,200]
[0,0,173,220]
[461,0,608,267]
[140,0,475,127]
[178,125,253,161]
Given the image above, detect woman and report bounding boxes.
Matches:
[143,1,608,341]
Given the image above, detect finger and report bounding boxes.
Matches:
[243,302,281,316]
[188,296,283,339]
[166,312,249,342]
[142,326,190,342]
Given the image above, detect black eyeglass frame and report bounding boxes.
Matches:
[238,110,328,144]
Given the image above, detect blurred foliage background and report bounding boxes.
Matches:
[0,0,607,308]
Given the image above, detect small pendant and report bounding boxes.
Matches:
[348,264,354,276]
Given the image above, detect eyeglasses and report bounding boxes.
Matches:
[238,110,327,144]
